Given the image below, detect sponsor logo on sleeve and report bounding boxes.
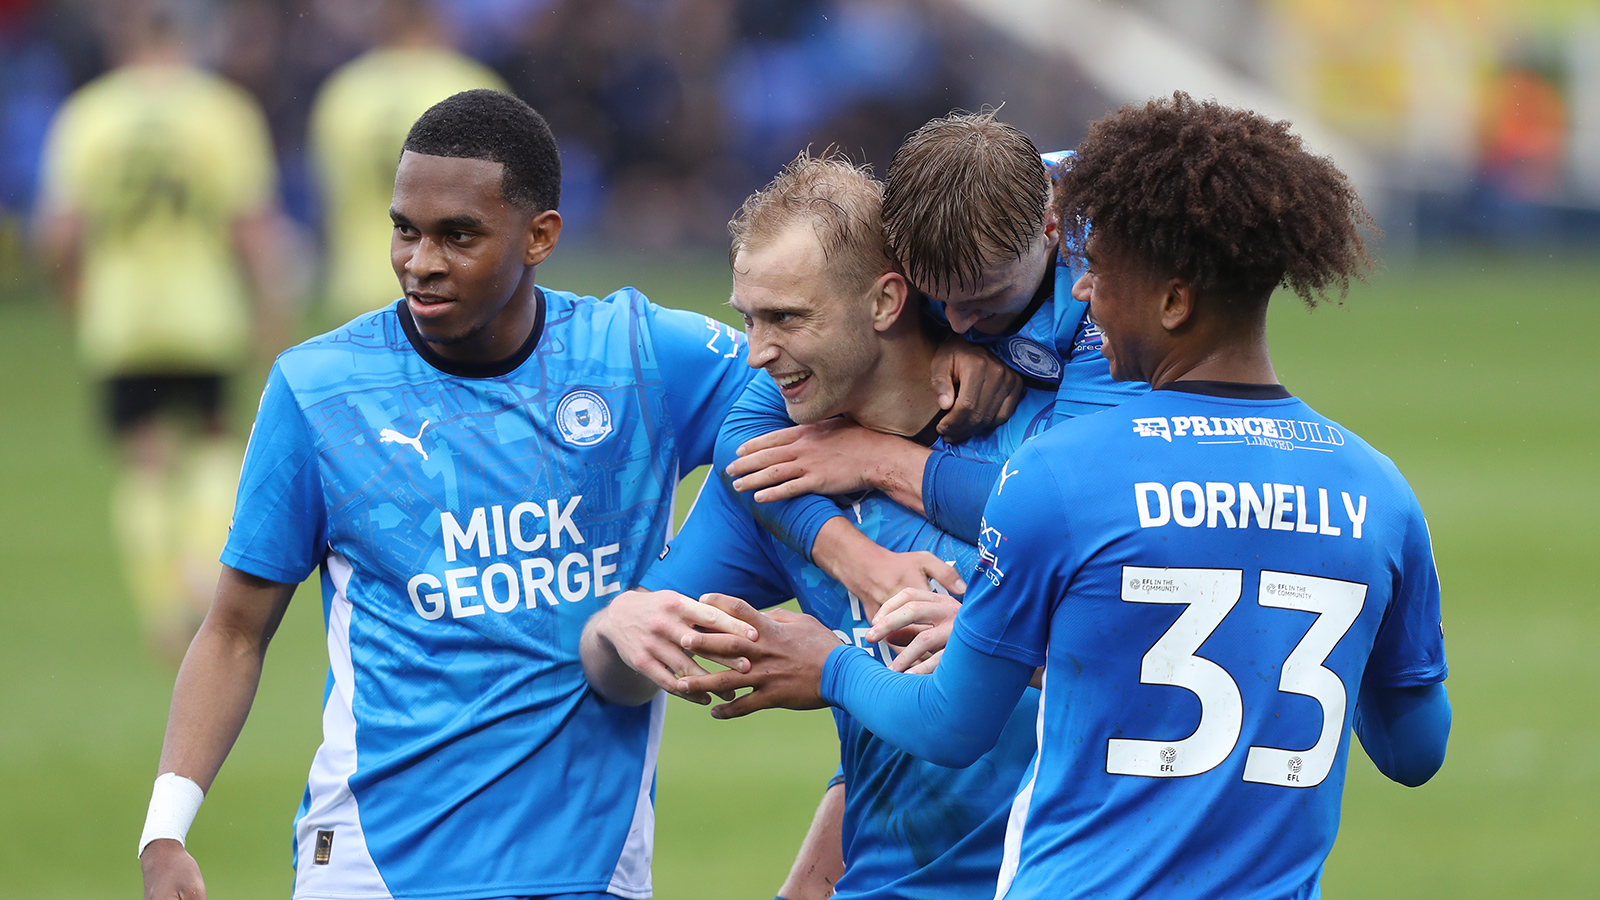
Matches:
[556,390,613,446]
[976,519,1007,586]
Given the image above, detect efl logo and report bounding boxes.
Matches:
[1131,415,1344,452]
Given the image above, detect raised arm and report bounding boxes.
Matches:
[140,566,296,898]
[716,379,964,611]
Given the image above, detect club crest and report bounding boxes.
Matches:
[556,390,613,446]
[1004,336,1062,381]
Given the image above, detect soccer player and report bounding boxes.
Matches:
[678,93,1452,900]
[309,0,505,324]
[138,90,754,900]
[715,112,1147,609]
[34,5,288,661]
[581,150,1050,900]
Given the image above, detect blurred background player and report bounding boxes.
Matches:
[309,0,504,325]
[33,0,288,662]
[582,151,1050,900]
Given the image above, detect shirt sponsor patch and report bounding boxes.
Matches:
[1131,415,1344,451]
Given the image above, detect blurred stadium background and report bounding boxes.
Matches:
[1,0,1596,897]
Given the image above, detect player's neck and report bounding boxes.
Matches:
[1150,327,1278,389]
[845,331,942,438]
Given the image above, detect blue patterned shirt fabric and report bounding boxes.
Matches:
[223,289,752,900]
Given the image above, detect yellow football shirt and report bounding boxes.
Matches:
[40,64,276,375]
[309,47,506,322]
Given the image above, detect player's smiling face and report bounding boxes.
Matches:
[1074,236,1172,383]
[730,224,880,424]
[390,151,558,363]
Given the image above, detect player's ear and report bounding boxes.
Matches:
[869,271,910,333]
[1159,277,1196,332]
[523,209,562,267]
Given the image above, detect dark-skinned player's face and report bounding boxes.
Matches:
[1072,235,1171,383]
[390,151,556,362]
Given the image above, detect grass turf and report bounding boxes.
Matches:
[0,250,1593,897]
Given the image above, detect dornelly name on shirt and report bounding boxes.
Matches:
[1136,481,1369,539]
[407,496,623,621]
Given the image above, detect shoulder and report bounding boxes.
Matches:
[273,306,406,392]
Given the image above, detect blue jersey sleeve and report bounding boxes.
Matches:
[644,301,757,471]
[712,375,845,561]
[220,362,327,585]
[637,465,794,609]
[921,451,1000,544]
[1365,501,1450,688]
[951,441,1075,667]
[820,630,1034,768]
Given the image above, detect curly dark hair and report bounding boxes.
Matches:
[1053,92,1373,308]
[403,89,561,212]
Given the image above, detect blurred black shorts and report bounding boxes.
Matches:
[105,374,226,434]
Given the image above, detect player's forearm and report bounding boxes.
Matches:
[820,632,1031,768]
[714,399,843,561]
[157,568,294,789]
[34,210,83,311]
[777,780,846,900]
[863,439,931,516]
[1354,681,1451,787]
[921,453,1002,544]
[232,209,292,353]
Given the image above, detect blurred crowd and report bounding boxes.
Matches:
[0,0,1101,288]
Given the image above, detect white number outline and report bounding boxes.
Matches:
[1107,567,1243,777]
[1107,566,1367,788]
[1243,571,1367,787]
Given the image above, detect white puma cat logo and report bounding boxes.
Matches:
[379,420,431,460]
[996,463,1020,494]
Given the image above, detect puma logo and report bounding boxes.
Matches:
[379,420,431,460]
[996,463,1020,494]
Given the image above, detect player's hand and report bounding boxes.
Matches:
[587,589,755,705]
[676,594,843,719]
[867,587,960,673]
[931,339,1023,443]
[728,419,907,503]
[831,543,965,618]
[141,839,206,900]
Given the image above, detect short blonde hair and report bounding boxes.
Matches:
[883,111,1049,294]
[728,148,898,296]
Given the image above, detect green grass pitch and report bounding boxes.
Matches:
[0,250,1595,897]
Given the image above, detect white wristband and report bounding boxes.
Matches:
[138,773,205,859]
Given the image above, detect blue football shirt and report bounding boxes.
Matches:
[714,152,1146,557]
[953,383,1448,900]
[642,374,1054,900]
[923,150,1145,419]
[222,289,752,900]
